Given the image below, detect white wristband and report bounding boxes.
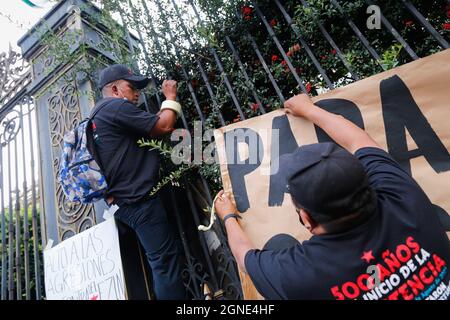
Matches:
[160,100,181,116]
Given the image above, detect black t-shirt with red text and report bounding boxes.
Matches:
[244,147,450,300]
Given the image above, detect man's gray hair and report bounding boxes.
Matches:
[101,80,121,97]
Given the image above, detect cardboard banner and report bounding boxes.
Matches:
[44,218,126,300]
[214,49,450,299]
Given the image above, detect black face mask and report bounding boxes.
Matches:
[296,208,306,227]
[296,206,376,234]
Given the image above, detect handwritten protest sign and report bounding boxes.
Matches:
[44,218,125,300]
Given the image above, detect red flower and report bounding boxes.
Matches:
[404,20,414,27]
[287,50,293,57]
[306,82,312,93]
[250,103,259,112]
[281,60,287,67]
[271,55,279,62]
[443,23,450,30]
[330,49,337,55]
[241,6,252,16]
[241,6,253,21]
[293,44,301,52]
[269,19,278,27]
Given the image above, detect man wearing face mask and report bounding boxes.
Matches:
[92,64,186,299]
[214,94,450,300]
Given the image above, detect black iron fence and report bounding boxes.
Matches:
[115,0,448,129]
[0,0,448,299]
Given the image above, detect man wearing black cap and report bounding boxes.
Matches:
[92,64,185,299]
[215,94,450,300]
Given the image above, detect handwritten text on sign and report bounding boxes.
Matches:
[44,218,125,300]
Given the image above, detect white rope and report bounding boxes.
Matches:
[197,193,220,232]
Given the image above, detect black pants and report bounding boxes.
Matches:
[114,196,186,299]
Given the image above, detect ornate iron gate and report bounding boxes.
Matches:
[0,47,43,300]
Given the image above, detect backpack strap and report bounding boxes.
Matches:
[86,98,129,179]
[89,97,116,119]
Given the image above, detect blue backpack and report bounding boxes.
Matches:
[58,100,123,203]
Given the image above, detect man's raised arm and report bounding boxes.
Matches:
[150,79,181,137]
[284,94,380,154]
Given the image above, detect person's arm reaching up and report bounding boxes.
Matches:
[284,94,380,154]
[214,190,255,273]
[150,79,181,137]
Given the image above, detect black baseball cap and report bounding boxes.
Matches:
[279,142,371,223]
[98,64,150,89]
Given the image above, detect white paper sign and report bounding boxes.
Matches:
[44,218,126,300]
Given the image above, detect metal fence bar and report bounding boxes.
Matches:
[224,36,266,115]
[297,0,360,81]
[184,179,242,299]
[168,188,204,299]
[19,102,30,300]
[139,0,206,124]
[185,0,246,120]
[153,0,226,126]
[0,143,6,300]
[153,0,224,125]
[7,140,14,300]
[26,100,41,300]
[330,0,383,67]
[247,34,285,103]
[198,176,242,299]
[183,178,220,293]
[231,7,286,103]
[117,2,159,119]
[365,0,419,60]
[127,0,163,108]
[116,6,158,117]
[13,120,22,300]
[252,2,308,93]
[401,0,449,49]
[273,0,335,89]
